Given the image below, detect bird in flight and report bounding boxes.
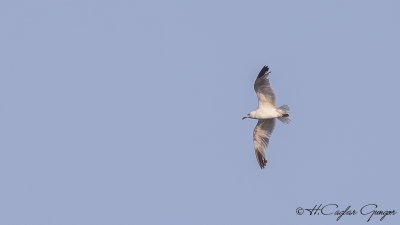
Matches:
[242,66,290,169]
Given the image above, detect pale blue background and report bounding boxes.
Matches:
[1,0,399,224]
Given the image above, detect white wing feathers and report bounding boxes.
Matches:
[254,66,276,108]
[253,118,275,169]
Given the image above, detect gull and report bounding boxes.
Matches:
[242,66,290,169]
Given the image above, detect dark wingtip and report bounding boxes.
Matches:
[256,151,267,169]
[257,65,269,79]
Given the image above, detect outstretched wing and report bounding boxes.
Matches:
[254,66,276,109]
[253,118,276,169]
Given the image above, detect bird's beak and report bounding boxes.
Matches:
[242,116,247,120]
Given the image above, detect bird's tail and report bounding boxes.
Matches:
[277,105,290,124]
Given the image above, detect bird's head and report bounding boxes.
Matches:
[242,112,255,120]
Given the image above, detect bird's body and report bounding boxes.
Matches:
[242,66,290,169]
[248,108,281,119]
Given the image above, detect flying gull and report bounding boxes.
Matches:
[242,66,290,169]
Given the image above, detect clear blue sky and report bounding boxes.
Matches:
[1,0,399,224]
